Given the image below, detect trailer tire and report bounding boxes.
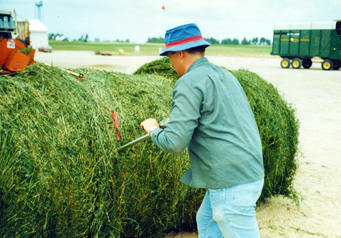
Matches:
[332,60,341,70]
[281,58,290,68]
[292,58,302,69]
[302,59,312,69]
[322,59,333,70]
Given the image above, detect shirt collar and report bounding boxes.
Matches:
[187,57,209,73]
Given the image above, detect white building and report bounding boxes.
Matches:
[28,19,48,49]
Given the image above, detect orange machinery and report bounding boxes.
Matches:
[0,10,35,74]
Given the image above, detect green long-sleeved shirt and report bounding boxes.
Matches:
[152,57,264,189]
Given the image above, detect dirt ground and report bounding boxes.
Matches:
[36,51,341,238]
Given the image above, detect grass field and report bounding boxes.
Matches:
[49,40,272,57]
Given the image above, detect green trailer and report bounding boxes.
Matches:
[271,20,341,70]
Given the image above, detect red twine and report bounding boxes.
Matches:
[111,111,120,140]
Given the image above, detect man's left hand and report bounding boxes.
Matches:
[140,118,159,135]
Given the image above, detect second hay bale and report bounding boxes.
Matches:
[134,57,300,202]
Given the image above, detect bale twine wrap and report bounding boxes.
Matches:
[134,57,300,200]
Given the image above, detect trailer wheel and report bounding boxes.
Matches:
[292,58,302,69]
[281,58,290,68]
[302,59,312,69]
[322,59,333,70]
[332,60,341,70]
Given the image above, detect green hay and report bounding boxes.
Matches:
[134,57,179,82]
[134,57,300,202]
[18,47,34,55]
[0,57,300,237]
[0,64,201,237]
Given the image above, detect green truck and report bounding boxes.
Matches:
[271,20,341,70]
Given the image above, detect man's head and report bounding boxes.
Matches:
[25,36,31,46]
[160,23,210,57]
[161,23,210,76]
[166,46,206,76]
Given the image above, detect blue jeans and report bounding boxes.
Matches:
[196,179,264,238]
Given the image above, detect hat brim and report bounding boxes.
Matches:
[160,39,211,56]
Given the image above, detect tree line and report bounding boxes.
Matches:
[48,34,271,45]
[48,33,130,43]
[147,36,271,45]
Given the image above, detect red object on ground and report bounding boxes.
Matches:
[28,49,36,64]
[14,39,26,50]
[4,50,31,72]
[0,39,11,67]
[0,39,35,73]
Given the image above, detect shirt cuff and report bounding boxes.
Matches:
[151,128,163,142]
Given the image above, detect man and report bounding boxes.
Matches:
[25,36,31,47]
[141,23,264,238]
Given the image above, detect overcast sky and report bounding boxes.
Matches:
[1,0,340,43]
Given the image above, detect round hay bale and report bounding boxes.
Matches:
[134,57,300,202]
[0,64,200,237]
[0,57,299,237]
[134,57,179,82]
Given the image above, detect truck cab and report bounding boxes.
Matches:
[0,10,16,39]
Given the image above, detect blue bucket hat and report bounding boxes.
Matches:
[160,23,210,56]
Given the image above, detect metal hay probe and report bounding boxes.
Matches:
[116,118,170,152]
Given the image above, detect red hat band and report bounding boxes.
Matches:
[165,35,203,48]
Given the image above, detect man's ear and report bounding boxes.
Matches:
[178,50,186,59]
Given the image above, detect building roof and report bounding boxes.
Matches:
[0,10,12,16]
[28,19,48,32]
[274,21,337,30]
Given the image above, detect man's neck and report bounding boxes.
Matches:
[183,53,204,74]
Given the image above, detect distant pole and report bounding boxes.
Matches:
[35,0,43,21]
